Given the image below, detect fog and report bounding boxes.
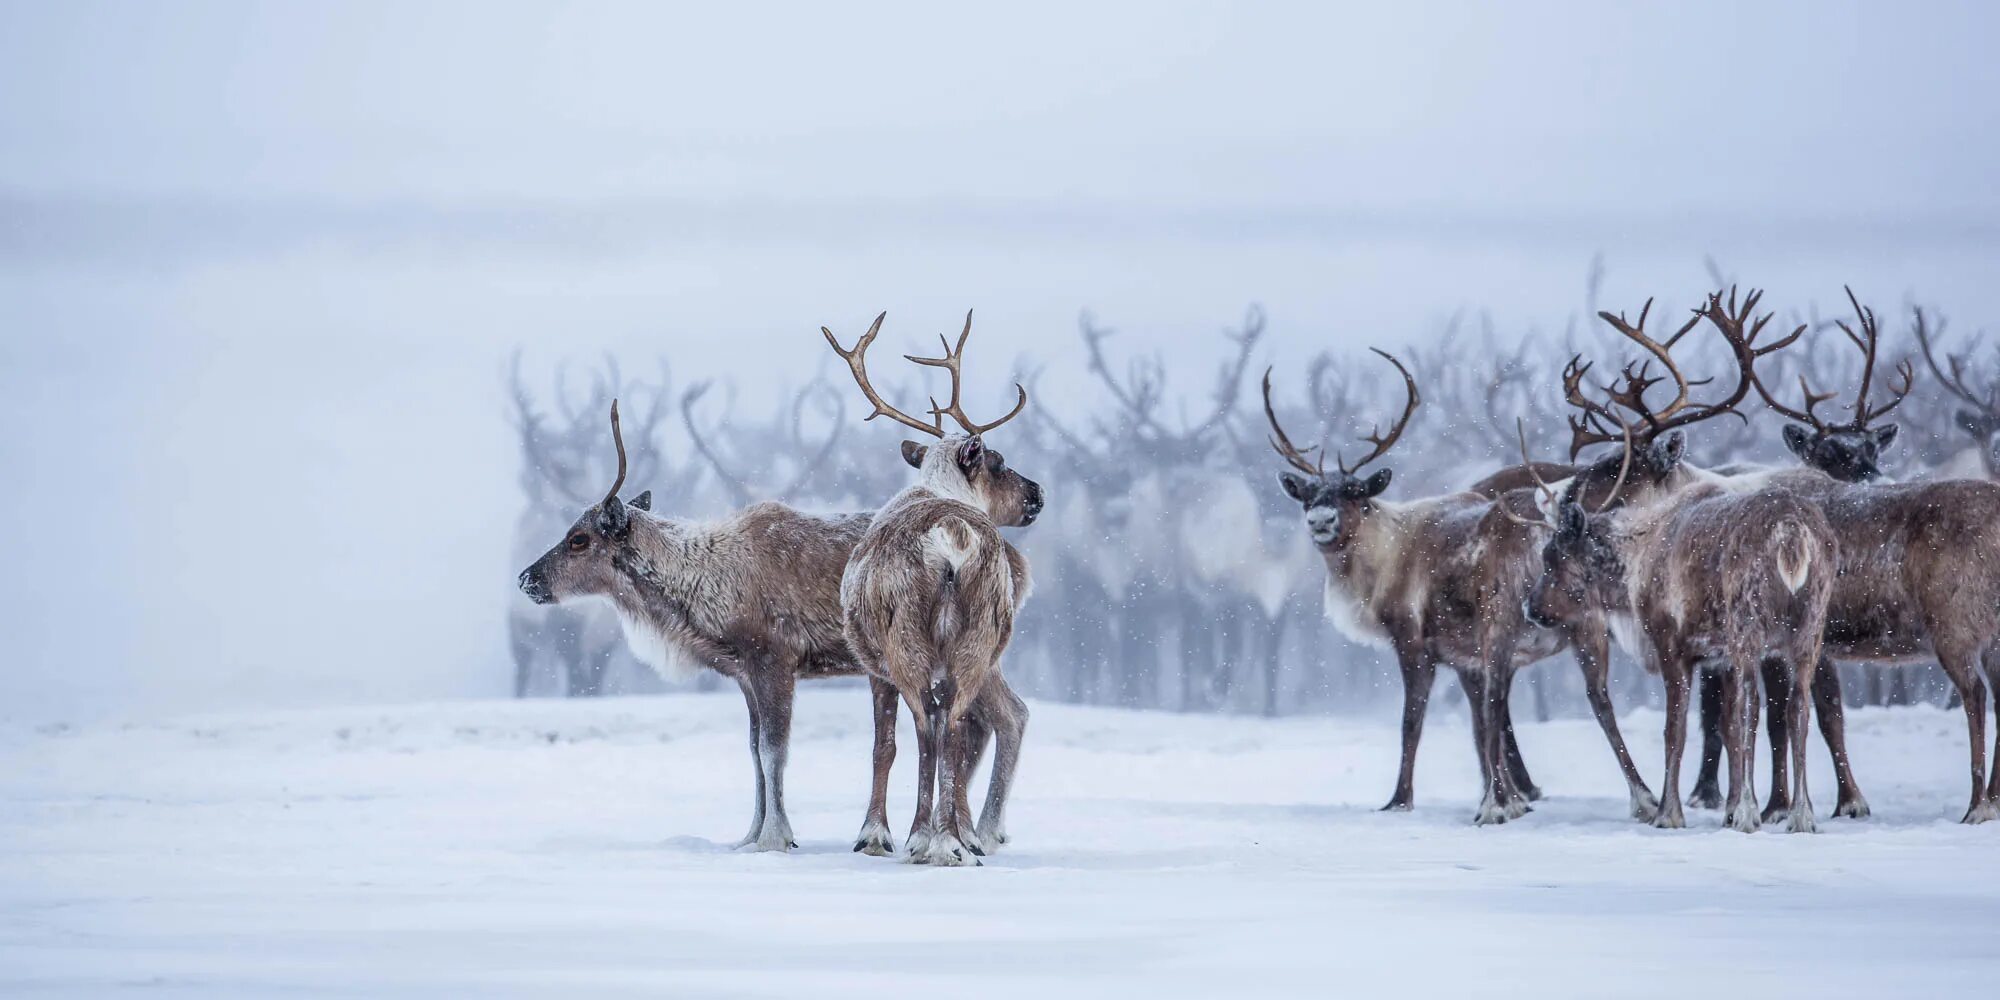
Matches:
[3,1,1998,720]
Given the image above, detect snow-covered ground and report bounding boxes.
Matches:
[2,690,1994,997]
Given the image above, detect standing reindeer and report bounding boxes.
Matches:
[1563,288,2000,824]
[1914,307,2000,481]
[1263,352,1658,824]
[516,397,1035,852]
[1523,467,1837,833]
[826,311,1045,866]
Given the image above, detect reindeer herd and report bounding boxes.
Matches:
[514,284,2000,863]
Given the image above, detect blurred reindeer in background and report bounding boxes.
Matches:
[504,275,2000,724]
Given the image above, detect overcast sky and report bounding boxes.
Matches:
[4,1,1997,720]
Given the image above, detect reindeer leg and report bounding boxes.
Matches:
[1937,642,1991,824]
[1498,667,1542,805]
[1760,658,1794,824]
[955,710,990,856]
[904,687,938,862]
[1688,671,1725,810]
[751,669,798,851]
[974,679,1028,850]
[1722,665,1760,833]
[1984,647,2000,817]
[1812,657,1869,819]
[1383,637,1435,812]
[1572,626,1657,821]
[926,675,977,867]
[1462,669,1510,826]
[1655,652,1691,830]
[733,676,769,849]
[853,678,899,856]
[1786,652,1820,834]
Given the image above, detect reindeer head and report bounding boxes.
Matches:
[517,401,655,605]
[1262,350,1418,549]
[1747,287,1912,483]
[1525,501,1625,629]
[823,311,1045,527]
[1916,305,2000,478]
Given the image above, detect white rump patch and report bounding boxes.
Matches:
[614,605,703,684]
[925,522,980,573]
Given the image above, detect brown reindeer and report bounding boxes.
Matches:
[826,311,1045,866]
[517,399,1033,853]
[1564,289,2000,824]
[1523,468,1838,833]
[1264,353,1660,824]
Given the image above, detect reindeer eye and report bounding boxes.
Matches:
[567,533,591,553]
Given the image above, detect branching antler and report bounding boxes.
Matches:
[1261,368,1325,477]
[904,310,1029,436]
[1565,288,1765,458]
[822,312,947,438]
[1913,305,1998,422]
[1752,286,1913,432]
[1337,349,1421,474]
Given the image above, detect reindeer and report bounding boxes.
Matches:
[1914,307,2000,481]
[1522,458,1838,833]
[825,311,1045,866]
[516,397,1035,853]
[1563,289,2000,824]
[1263,352,1659,824]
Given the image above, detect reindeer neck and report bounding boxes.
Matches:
[1327,497,1422,596]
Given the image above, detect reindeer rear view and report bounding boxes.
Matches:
[824,312,1044,866]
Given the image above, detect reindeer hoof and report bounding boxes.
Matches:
[1688,783,1723,811]
[1629,789,1661,822]
[1520,784,1545,803]
[1833,795,1871,820]
[1650,809,1686,830]
[973,822,1008,849]
[1726,800,1762,834]
[923,834,978,867]
[1962,800,1999,825]
[1380,798,1414,813]
[1474,801,1510,827]
[1760,799,1792,825]
[1788,809,1819,834]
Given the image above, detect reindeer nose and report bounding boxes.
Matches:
[518,567,554,605]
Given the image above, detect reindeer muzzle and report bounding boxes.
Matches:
[518,567,556,605]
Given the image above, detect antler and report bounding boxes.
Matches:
[602,399,628,506]
[821,312,946,438]
[1913,306,1996,419]
[1569,289,1764,457]
[1498,419,1562,529]
[903,310,1029,437]
[1337,349,1421,474]
[1261,368,1325,477]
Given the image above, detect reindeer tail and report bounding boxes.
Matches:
[1771,519,1816,594]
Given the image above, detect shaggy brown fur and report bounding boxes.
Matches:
[519,491,1032,852]
[842,435,1043,865]
[1567,447,2000,824]
[1532,478,1841,832]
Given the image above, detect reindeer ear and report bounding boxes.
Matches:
[1868,424,1898,450]
[955,437,985,471]
[1278,472,1314,502]
[1360,468,1393,498]
[1557,501,1587,540]
[1646,432,1685,475]
[627,490,652,512]
[596,496,631,537]
[1781,424,1814,460]
[901,441,928,469]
